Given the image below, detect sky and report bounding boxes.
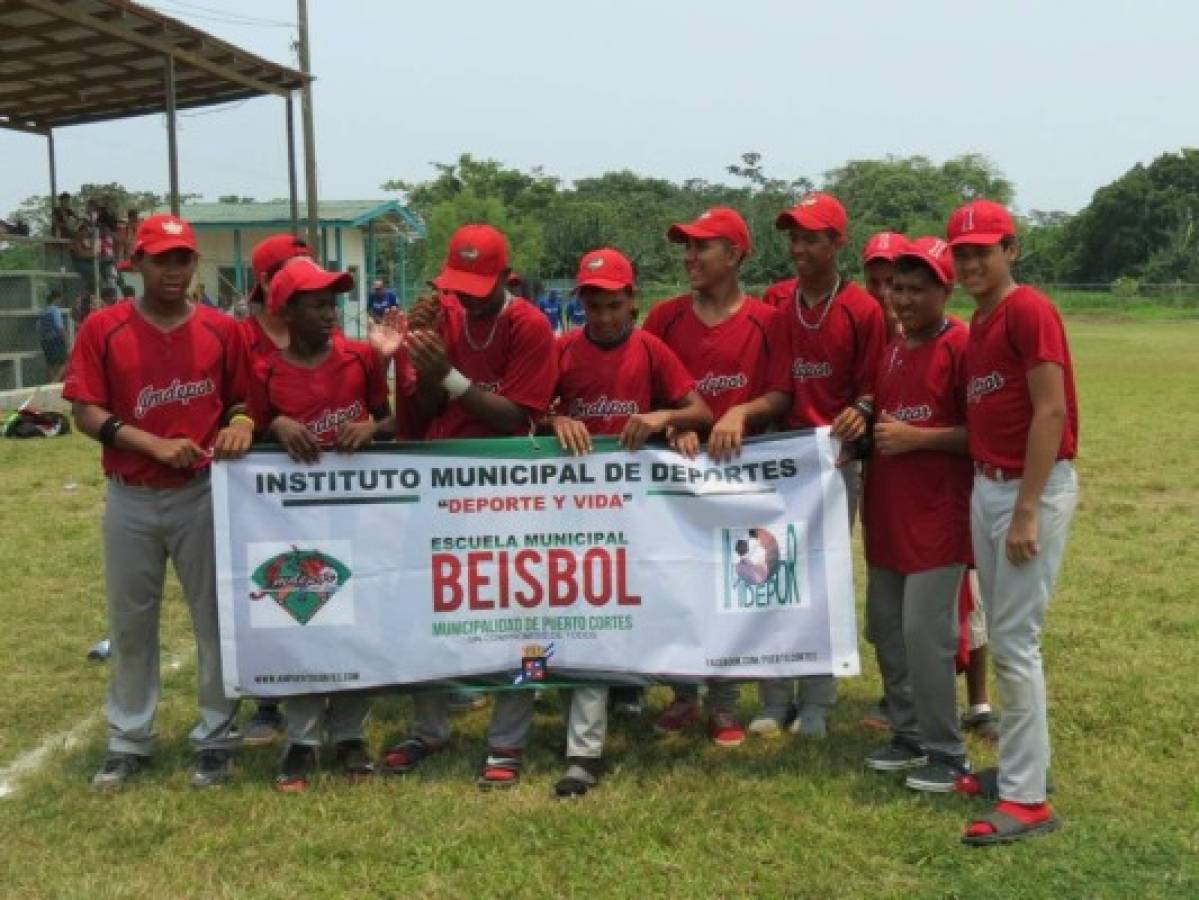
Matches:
[2,0,1194,220]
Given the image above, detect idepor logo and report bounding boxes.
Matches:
[249,545,352,625]
[719,524,809,613]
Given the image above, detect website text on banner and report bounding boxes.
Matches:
[212,430,858,697]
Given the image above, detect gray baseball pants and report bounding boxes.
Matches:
[102,475,240,755]
[971,461,1078,802]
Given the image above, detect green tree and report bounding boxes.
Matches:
[1059,149,1199,282]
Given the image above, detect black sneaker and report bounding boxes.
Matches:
[90,752,146,792]
[962,708,999,741]
[335,739,376,782]
[905,752,972,793]
[243,702,284,746]
[190,749,234,789]
[865,738,928,772]
[553,757,605,799]
[275,743,318,793]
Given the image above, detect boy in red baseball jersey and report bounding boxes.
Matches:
[63,214,253,791]
[862,231,906,340]
[246,258,391,791]
[549,248,712,797]
[238,233,315,744]
[711,193,886,739]
[373,223,557,789]
[948,200,1079,846]
[860,237,975,791]
[642,206,777,748]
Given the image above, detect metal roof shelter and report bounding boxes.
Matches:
[0,0,314,228]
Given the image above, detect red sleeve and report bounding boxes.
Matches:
[1007,294,1069,372]
[649,336,696,406]
[246,358,273,430]
[500,311,557,417]
[61,315,109,407]
[366,350,390,416]
[641,301,668,339]
[221,317,249,409]
[852,299,886,399]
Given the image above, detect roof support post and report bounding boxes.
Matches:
[285,91,299,236]
[47,128,58,225]
[164,54,180,215]
[297,0,320,252]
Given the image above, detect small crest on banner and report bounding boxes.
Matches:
[514,642,555,684]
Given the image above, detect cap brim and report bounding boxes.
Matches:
[948,232,1006,247]
[897,252,953,285]
[432,268,501,298]
[864,250,901,264]
[574,277,633,292]
[135,237,197,256]
[775,209,841,234]
[667,222,724,244]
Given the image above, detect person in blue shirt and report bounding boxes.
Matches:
[538,288,563,333]
[564,291,586,331]
[38,289,69,382]
[367,279,399,323]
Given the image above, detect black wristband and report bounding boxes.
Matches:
[851,399,874,421]
[98,415,124,446]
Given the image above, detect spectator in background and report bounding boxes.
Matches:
[51,192,77,239]
[193,283,216,308]
[121,284,136,303]
[367,278,398,323]
[38,289,70,382]
[100,286,120,308]
[539,288,564,332]
[564,290,586,331]
[70,217,98,293]
[117,209,142,261]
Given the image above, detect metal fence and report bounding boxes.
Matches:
[0,236,82,390]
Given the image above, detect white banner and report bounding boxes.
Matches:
[213,430,858,697]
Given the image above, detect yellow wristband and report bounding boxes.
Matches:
[230,413,255,428]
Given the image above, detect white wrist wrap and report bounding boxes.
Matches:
[442,367,471,399]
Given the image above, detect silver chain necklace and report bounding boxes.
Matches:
[794,276,842,331]
[463,294,512,352]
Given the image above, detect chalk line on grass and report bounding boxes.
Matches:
[0,655,187,799]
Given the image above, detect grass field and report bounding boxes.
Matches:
[1,317,1196,899]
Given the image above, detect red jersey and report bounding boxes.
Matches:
[425,295,557,440]
[63,302,247,488]
[248,339,390,444]
[555,329,695,436]
[767,281,886,427]
[759,278,796,310]
[963,286,1078,473]
[238,314,285,365]
[642,295,776,423]
[863,319,973,573]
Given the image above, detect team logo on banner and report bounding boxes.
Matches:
[719,524,808,613]
[249,544,353,626]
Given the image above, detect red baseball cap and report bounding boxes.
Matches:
[432,224,509,298]
[946,200,1016,246]
[862,231,907,264]
[248,234,313,304]
[667,207,752,255]
[575,248,636,292]
[133,214,197,256]
[267,257,354,316]
[898,236,955,286]
[775,193,848,236]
